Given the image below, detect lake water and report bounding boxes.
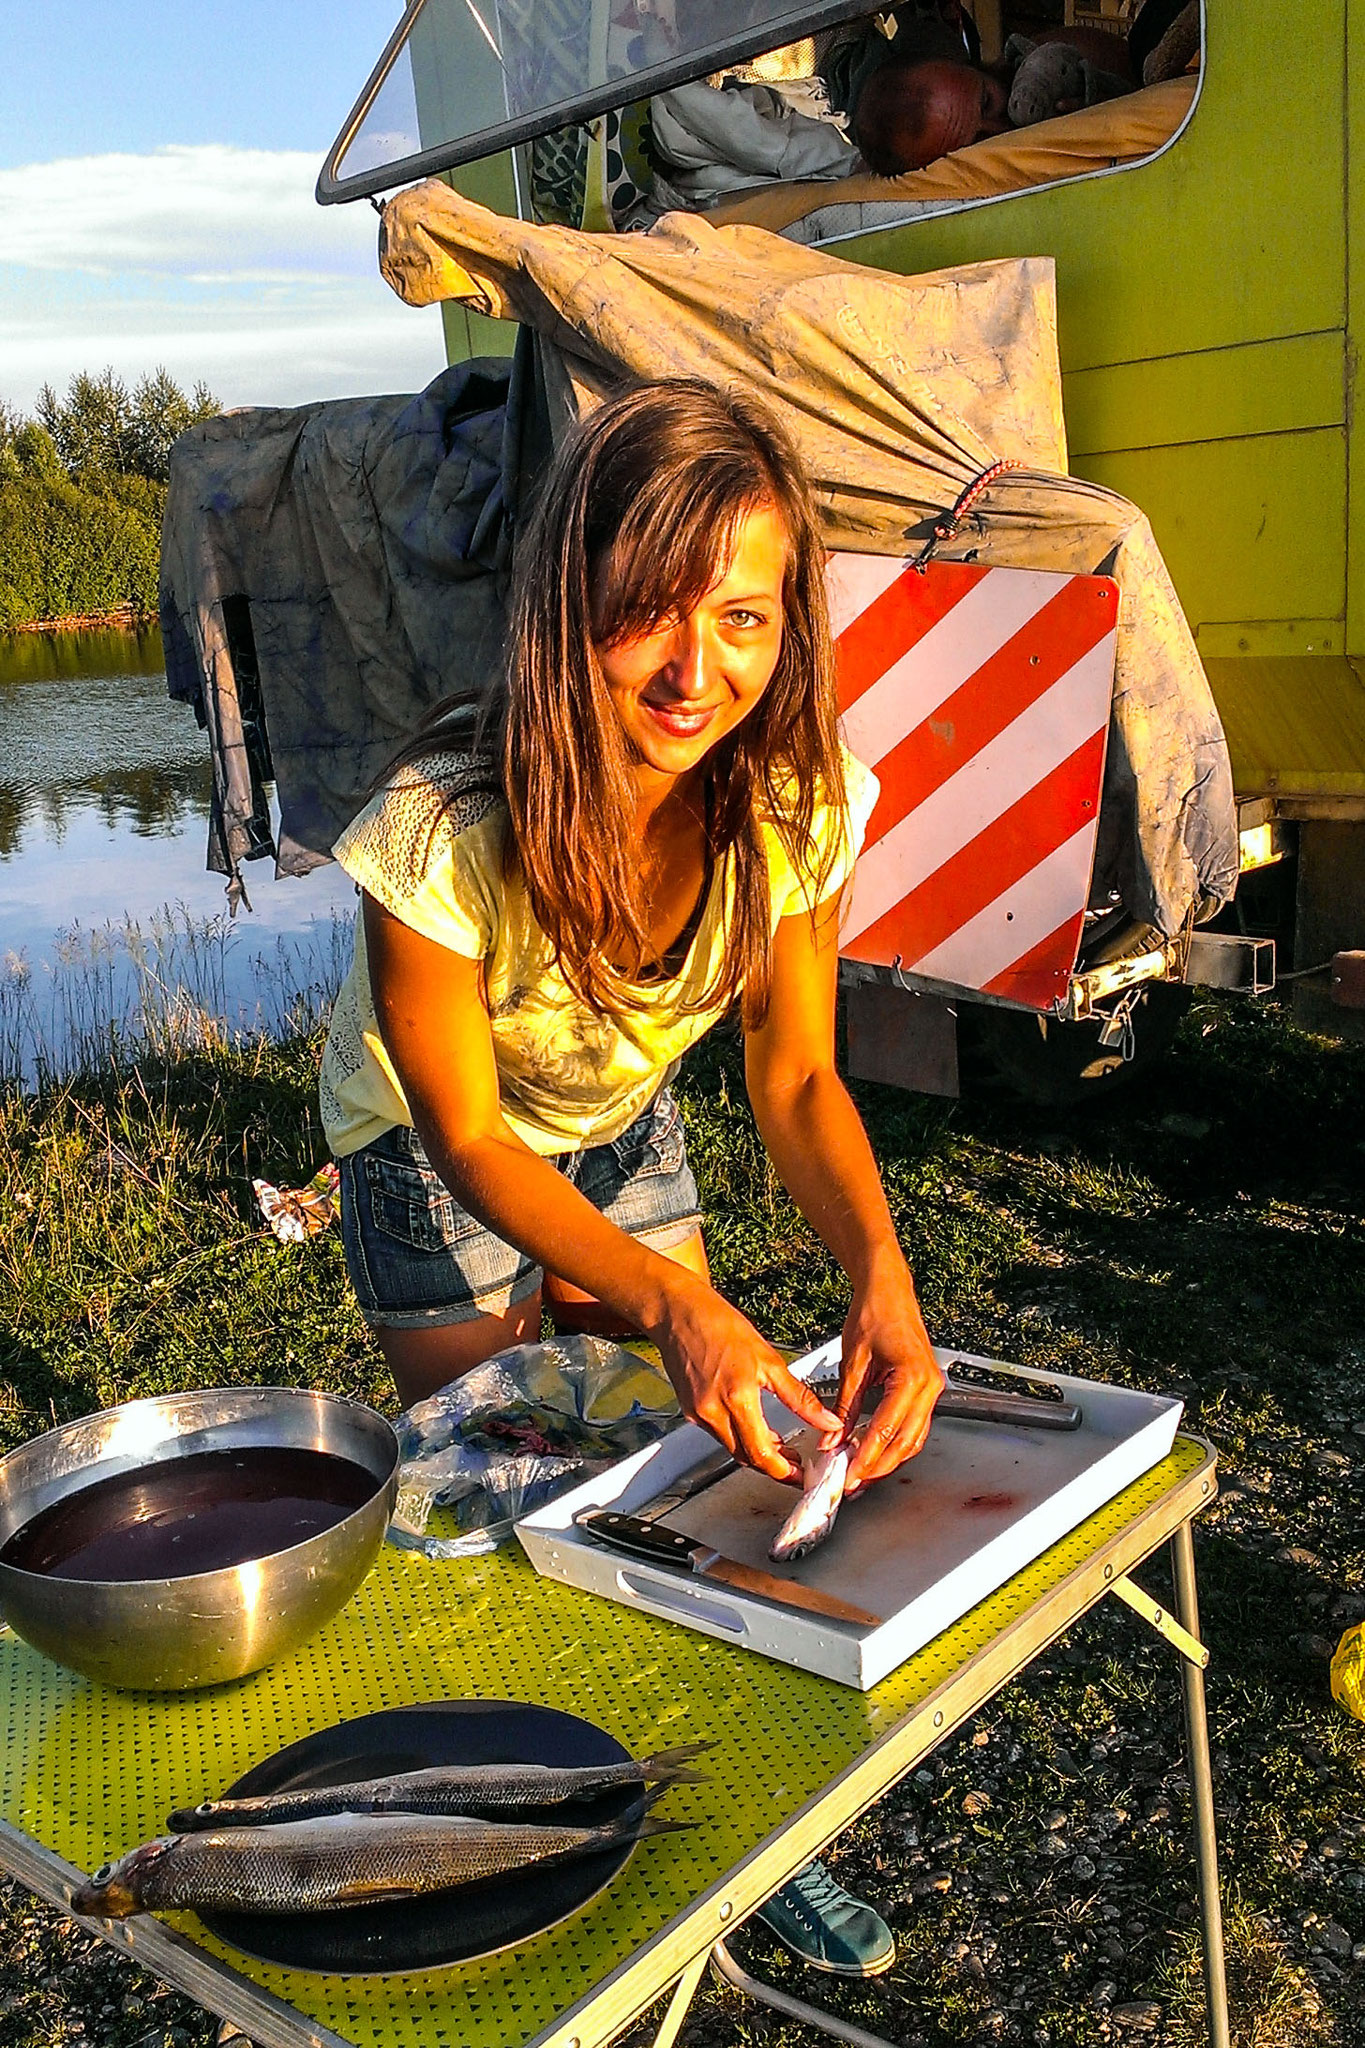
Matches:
[0,627,359,1078]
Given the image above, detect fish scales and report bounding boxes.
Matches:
[167,1740,711,1832]
[73,1808,686,1919]
[769,1445,849,1562]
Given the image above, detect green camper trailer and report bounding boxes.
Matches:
[315,0,1365,1079]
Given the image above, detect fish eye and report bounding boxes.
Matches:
[91,1863,112,1883]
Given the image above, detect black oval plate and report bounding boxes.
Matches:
[194,1700,642,1974]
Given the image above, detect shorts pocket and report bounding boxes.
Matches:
[364,1153,480,1254]
[610,1091,686,1181]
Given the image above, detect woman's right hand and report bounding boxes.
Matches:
[647,1273,842,1483]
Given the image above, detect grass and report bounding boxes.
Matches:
[1,905,354,1091]
[1,989,1363,2047]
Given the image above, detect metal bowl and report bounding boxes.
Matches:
[0,1387,399,1691]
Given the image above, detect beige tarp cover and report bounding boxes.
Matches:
[704,76,1197,237]
[379,185,1236,935]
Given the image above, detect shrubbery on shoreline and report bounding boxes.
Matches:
[0,368,218,630]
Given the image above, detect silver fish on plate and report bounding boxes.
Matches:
[166,1741,712,1831]
[72,1800,690,1919]
[769,1445,850,1562]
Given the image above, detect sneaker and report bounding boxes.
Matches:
[754,1858,896,1976]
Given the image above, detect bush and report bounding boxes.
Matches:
[0,472,164,627]
[0,366,218,626]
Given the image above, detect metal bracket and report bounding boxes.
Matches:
[711,1940,906,2048]
[1110,1574,1209,1667]
[1185,932,1276,994]
[1059,946,1169,1019]
[649,1949,711,2048]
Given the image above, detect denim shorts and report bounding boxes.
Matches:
[337,1089,702,1328]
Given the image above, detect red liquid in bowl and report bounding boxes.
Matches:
[0,1447,378,1581]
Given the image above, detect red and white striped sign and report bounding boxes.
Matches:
[830,555,1118,1012]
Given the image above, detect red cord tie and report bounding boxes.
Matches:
[912,457,1024,572]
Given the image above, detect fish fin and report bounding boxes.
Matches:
[634,1816,697,1840]
[639,1739,715,1786]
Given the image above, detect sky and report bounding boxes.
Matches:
[0,1,446,414]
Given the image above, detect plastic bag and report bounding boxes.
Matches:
[1331,1623,1365,1722]
[253,1161,340,1241]
[386,1335,680,1559]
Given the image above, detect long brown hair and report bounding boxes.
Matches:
[404,379,847,1028]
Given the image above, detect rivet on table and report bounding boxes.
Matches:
[719,1901,733,1921]
[1104,1564,1113,1580]
[933,1710,944,1727]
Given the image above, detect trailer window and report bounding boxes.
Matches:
[635,1,1201,241]
[319,0,1201,224]
[320,0,886,202]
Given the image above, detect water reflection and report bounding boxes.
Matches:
[0,624,166,686]
[0,766,212,858]
[1,629,212,858]
[0,627,358,1082]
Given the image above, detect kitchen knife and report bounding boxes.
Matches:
[573,1509,884,1629]
[634,1442,739,1523]
[808,1363,1082,1431]
[936,1382,1082,1430]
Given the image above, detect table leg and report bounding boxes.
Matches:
[649,1948,710,2048]
[1171,1523,1231,2048]
[710,1939,908,2048]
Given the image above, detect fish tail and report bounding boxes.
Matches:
[589,1798,697,1848]
[634,1815,697,1841]
[639,1739,715,1786]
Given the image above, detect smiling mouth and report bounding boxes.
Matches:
[642,701,720,739]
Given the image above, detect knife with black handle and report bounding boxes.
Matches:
[574,1509,884,1629]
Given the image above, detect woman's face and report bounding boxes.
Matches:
[595,502,789,788]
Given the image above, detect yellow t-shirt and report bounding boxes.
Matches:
[320,746,878,1160]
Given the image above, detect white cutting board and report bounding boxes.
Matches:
[517,1345,1183,1689]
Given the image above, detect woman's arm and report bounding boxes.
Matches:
[744,892,945,1492]
[363,895,838,1477]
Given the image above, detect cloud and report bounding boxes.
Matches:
[0,145,377,281]
[0,146,450,411]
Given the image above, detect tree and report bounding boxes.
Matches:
[37,369,134,479]
[11,421,64,481]
[34,366,219,484]
[125,369,220,484]
[0,367,220,624]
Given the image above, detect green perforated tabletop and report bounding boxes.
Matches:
[0,1434,1214,2048]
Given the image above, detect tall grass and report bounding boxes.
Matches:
[0,903,354,1089]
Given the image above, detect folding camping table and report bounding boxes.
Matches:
[0,1434,1228,2048]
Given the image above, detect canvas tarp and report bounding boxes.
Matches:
[160,361,524,885]
[377,183,1236,936]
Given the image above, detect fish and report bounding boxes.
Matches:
[166,1740,713,1832]
[769,1444,850,1562]
[71,1801,690,1920]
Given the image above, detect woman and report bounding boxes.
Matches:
[320,381,942,1972]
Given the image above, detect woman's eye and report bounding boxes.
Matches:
[726,608,769,630]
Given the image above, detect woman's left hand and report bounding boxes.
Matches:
[834,1257,945,1495]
